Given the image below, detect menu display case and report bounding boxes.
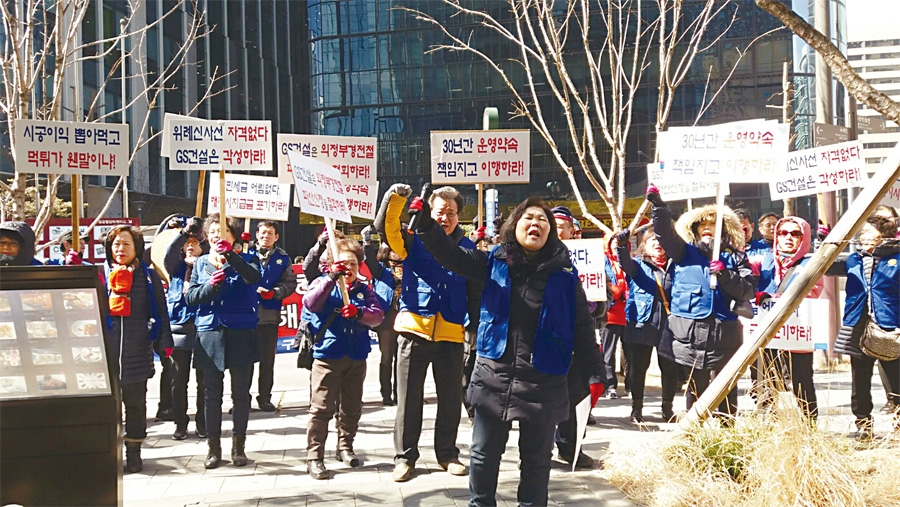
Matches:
[0,266,121,507]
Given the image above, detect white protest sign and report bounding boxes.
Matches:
[288,150,351,223]
[647,162,729,200]
[656,120,789,184]
[160,112,191,158]
[14,119,130,176]
[881,179,900,208]
[166,117,272,171]
[430,130,530,184]
[742,298,830,351]
[769,140,866,200]
[562,238,607,302]
[279,134,379,219]
[207,172,291,221]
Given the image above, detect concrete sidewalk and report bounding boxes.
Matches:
[125,351,894,506]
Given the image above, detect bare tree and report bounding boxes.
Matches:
[405,0,762,232]
[0,0,226,241]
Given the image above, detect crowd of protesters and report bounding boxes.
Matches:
[1,183,899,507]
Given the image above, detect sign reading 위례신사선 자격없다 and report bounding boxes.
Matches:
[14,119,130,177]
[278,134,379,220]
[768,140,867,200]
[164,116,272,171]
[562,239,607,302]
[206,172,291,221]
[430,130,530,184]
[288,150,351,223]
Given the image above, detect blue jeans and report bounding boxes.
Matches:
[201,362,253,438]
[469,408,556,507]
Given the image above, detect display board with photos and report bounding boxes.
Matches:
[0,288,110,400]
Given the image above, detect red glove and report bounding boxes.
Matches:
[340,304,359,319]
[590,383,605,408]
[318,226,329,243]
[214,239,233,254]
[645,184,663,206]
[260,290,275,300]
[755,291,770,306]
[709,260,725,274]
[816,220,830,241]
[328,260,351,280]
[164,347,174,358]
[241,232,251,242]
[65,249,83,266]
[209,269,226,287]
[408,196,424,214]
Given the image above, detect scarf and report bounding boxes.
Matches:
[108,262,135,316]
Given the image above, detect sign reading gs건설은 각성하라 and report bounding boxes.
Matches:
[164,116,272,171]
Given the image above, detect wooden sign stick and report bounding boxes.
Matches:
[195,171,206,217]
[324,217,350,305]
[709,182,726,289]
[218,166,227,234]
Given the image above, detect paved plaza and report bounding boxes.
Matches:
[125,350,894,507]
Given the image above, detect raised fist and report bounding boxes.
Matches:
[388,183,413,198]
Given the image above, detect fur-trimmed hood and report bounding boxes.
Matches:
[675,204,745,251]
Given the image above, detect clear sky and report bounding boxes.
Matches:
[846,0,900,42]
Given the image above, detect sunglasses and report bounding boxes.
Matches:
[778,230,803,238]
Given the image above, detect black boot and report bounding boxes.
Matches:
[205,437,222,469]
[195,416,207,439]
[124,441,143,473]
[232,434,248,467]
[662,402,676,423]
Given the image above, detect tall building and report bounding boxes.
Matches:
[847,38,900,173]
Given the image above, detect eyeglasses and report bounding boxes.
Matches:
[433,211,458,219]
[387,260,403,266]
[0,240,20,247]
[778,230,803,238]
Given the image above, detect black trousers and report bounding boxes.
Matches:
[850,354,900,422]
[201,362,254,438]
[255,323,280,403]
[171,349,206,427]
[157,356,173,413]
[624,342,682,414]
[685,368,738,416]
[121,380,148,441]
[376,326,399,401]
[393,333,463,465]
[760,351,818,419]
[600,324,628,390]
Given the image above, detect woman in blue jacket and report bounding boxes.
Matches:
[615,226,681,423]
[302,238,384,480]
[646,186,756,416]
[410,195,606,507]
[828,215,900,438]
[186,214,261,469]
[163,217,207,440]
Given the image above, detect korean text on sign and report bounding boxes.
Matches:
[656,120,789,184]
[166,117,272,171]
[278,134,378,220]
[769,140,866,200]
[561,239,607,302]
[207,173,292,221]
[430,130,530,184]
[646,163,729,201]
[744,298,829,351]
[288,150,351,223]
[14,120,130,177]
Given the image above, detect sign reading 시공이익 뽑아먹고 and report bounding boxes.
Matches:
[14,120,130,177]
[278,134,378,220]
[165,116,272,171]
[288,150,351,223]
[430,130,530,184]
[207,172,291,221]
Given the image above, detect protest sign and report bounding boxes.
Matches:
[166,117,272,171]
[279,134,379,220]
[647,162,729,200]
[743,298,829,351]
[769,140,866,200]
[562,239,607,302]
[430,130,530,184]
[207,173,291,221]
[288,150,351,223]
[656,120,789,185]
[14,120,130,177]
[881,179,900,208]
[160,112,190,158]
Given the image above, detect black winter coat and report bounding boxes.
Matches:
[419,227,606,426]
